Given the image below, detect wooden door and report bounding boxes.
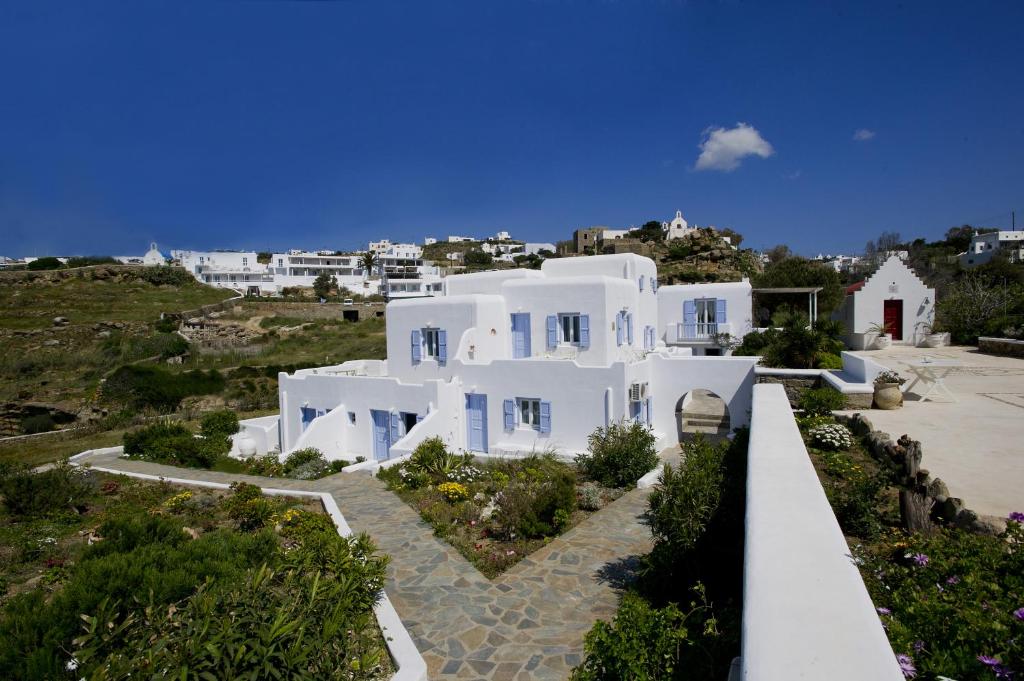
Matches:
[883,300,903,340]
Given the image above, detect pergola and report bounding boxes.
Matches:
[751,287,824,326]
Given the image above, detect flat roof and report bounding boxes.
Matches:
[752,287,824,294]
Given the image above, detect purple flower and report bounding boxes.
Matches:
[1009,511,1024,523]
[946,575,960,586]
[979,655,1000,666]
[1014,607,1024,621]
[896,654,916,679]
[877,607,892,616]
[912,640,925,653]
[912,553,929,567]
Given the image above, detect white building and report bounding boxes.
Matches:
[960,230,1024,268]
[657,280,753,355]
[424,237,438,246]
[833,255,935,350]
[523,242,556,255]
[494,231,512,241]
[662,210,696,240]
[447,235,474,243]
[238,254,757,463]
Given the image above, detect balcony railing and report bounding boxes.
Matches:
[668,322,731,343]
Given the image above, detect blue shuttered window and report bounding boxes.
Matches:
[651,276,657,292]
[539,401,551,433]
[511,313,531,358]
[411,329,422,363]
[503,399,515,430]
[546,315,558,349]
[683,300,697,337]
[579,314,590,348]
[638,276,644,291]
[390,412,401,443]
[626,313,634,345]
[438,329,447,364]
[615,312,624,346]
[716,299,728,324]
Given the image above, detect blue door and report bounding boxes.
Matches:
[465,393,488,452]
[300,406,318,432]
[511,313,531,359]
[370,409,391,461]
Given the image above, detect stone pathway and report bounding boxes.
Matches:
[78,450,667,680]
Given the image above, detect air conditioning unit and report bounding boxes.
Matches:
[629,383,642,402]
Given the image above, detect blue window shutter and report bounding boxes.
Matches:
[438,329,447,364]
[416,414,424,424]
[646,397,653,425]
[615,312,624,346]
[390,412,400,442]
[411,329,421,363]
[626,313,634,345]
[579,314,590,348]
[539,401,551,433]
[546,315,558,348]
[683,300,697,337]
[503,399,515,430]
[716,299,727,324]
[651,276,657,292]
[638,276,644,291]
[522,314,531,357]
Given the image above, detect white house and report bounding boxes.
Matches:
[960,230,1024,268]
[833,255,935,350]
[236,254,758,464]
[662,210,696,240]
[657,279,754,355]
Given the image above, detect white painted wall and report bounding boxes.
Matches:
[657,280,753,354]
[834,256,934,349]
[742,384,903,681]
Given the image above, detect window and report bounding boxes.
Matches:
[696,299,717,325]
[517,398,542,429]
[278,258,283,267]
[559,313,581,344]
[348,411,356,424]
[242,257,248,266]
[422,328,440,358]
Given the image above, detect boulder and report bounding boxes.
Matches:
[52,316,69,326]
[43,339,60,347]
[955,509,1006,536]
[926,477,950,501]
[935,497,964,522]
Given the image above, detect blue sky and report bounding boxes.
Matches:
[1,1,1022,257]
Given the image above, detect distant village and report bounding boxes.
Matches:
[2,210,1021,300]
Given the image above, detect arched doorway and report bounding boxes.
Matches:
[675,389,731,442]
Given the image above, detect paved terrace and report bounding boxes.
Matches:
[848,345,1024,518]
[76,448,682,680]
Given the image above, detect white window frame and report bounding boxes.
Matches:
[517,397,542,430]
[558,313,582,345]
[421,327,440,359]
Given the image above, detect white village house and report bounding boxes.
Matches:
[832,255,935,350]
[234,253,760,463]
[959,229,1024,268]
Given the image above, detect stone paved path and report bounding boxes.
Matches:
[78,450,670,680]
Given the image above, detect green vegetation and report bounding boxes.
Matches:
[0,467,391,680]
[573,433,748,679]
[102,365,225,411]
[576,420,659,488]
[798,387,848,416]
[26,257,65,271]
[753,256,844,317]
[378,437,622,577]
[240,447,351,480]
[734,315,846,369]
[804,414,1024,678]
[123,421,224,468]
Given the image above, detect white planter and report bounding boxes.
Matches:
[920,333,947,348]
[873,334,892,350]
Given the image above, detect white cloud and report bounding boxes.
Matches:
[853,128,876,142]
[695,122,775,172]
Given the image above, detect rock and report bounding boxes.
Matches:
[849,413,874,436]
[96,330,111,338]
[866,431,893,458]
[935,497,964,522]
[955,509,1007,536]
[43,339,60,347]
[52,316,69,326]
[182,527,200,540]
[165,356,183,365]
[926,477,950,501]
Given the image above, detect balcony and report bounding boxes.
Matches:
[667,322,731,343]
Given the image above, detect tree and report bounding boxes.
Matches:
[719,228,744,247]
[753,256,844,316]
[765,245,791,264]
[27,257,65,271]
[312,272,334,300]
[256,252,272,265]
[463,249,493,267]
[627,221,665,243]
[360,251,379,278]
[936,271,1023,344]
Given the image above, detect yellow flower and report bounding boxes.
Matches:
[437,482,469,502]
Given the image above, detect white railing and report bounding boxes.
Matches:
[741,384,902,680]
[669,322,730,342]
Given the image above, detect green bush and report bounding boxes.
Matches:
[200,409,239,440]
[223,482,276,530]
[495,465,577,539]
[123,422,220,468]
[65,256,119,268]
[577,421,658,488]
[103,365,224,411]
[26,256,64,271]
[20,413,56,434]
[0,516,278,680]
[572,589,722,681]
[407,437,471,481]
[815,352,843,369]
[0,461,96,518]
[799,387,846,416]
[137,266,191,286]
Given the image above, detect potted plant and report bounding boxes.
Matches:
[873,370,906,410]
[918,321,948,348]
[867,322,893,350]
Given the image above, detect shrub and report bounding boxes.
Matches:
[437,481,470,502]
[26,256,64,271]
[577,420,658,488]
[495,467,576,539]
[798,387,846,416]
[407,437,474,481]
[0,461,96,518]
[20,414,56,434]
[123,422,220,469]
[815,352,843,369]
[137,266,191,286]
[874,370,906,385]
[223,482,275,531]
[283,447,323,471]
[200,409,239,440]
[577,483,602,511]
[572,588,722,681]
[163,490,194,514]
[808,423,854,451]
[103,365,224,411]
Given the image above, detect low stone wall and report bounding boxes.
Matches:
[839,413,1007,536]
[978,336,1024,358]
[232,301,386,322]
[754,374,821,406]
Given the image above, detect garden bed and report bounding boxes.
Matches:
[801,416,1024,679]
[378,424,659,578]
[0,462,392,680]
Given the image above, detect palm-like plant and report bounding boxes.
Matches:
[360,251,379,278]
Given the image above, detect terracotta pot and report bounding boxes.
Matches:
[873,382,903,410]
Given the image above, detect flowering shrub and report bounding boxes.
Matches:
[163,490,193,514]
[437,482,469,503]
[856,517,1024,679]
[874,370,906,386]
[808,423,854,451]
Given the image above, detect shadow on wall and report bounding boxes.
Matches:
[674,388,731,441]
